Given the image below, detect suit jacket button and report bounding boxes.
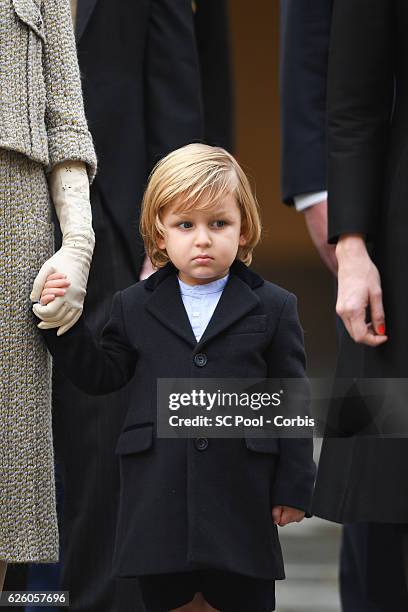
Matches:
[195,437,209,451]
[194,353,207,367]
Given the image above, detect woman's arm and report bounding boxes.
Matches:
[327,0,394,345]
[327,0,394,243]
[335,233,387,346]
[32,0,97,333]
[31,161,95,335]
[41,0,96,178]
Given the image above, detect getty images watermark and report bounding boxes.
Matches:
[156,378,408,439]
[167,388,314,428]
[157,378,314,438]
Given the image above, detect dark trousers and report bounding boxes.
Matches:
[138,570,275,612]
[2,564,28,612]
[340,523,408,612]
[53,184,145,612]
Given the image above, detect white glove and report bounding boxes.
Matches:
[31,161,95,336]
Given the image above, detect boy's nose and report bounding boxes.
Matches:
[194,228,212,246]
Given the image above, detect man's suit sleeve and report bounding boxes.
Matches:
[145,0,204,170]
[327,0,394,243]
[40,292,138,395]
[265,294,316,513]
[280,0,331,205]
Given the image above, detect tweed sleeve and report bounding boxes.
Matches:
[41,0,97,181]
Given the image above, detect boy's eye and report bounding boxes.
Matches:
[178,221,193,229]
[211,220,227,228]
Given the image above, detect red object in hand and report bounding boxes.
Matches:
[377,324,386,335]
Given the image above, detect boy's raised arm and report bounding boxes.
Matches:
[37,292,138,396]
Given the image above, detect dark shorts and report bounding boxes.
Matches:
[138,569,276,611]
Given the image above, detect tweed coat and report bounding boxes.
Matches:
[41,260,315,579]
[0,0,96,177]
[0,0,96,563]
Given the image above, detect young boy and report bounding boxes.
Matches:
[35,144,315,612]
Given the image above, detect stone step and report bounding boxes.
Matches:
[276,572,340,611]
[275,518,342,611]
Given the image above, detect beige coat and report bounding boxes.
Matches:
[0,0,96,178]
[0,0,96,563]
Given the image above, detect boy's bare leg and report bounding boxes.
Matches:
[171,592,219,612]
[0,560,7,592]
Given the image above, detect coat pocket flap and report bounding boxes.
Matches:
[245,436,280,454]
[115,424,153,455]
[12,0,45,41]
[228,315,267,335]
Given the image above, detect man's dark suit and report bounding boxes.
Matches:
[280,1,408,610]
[193,0,234,152]
[280,0,331,205]
[52,2,203,611]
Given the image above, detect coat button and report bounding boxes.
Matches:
[195,437,209,451]
[194,353,207,367]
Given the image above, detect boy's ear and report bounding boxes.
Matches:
[239,219,249,247]
[239,232,248,247]
[156,234,166,250]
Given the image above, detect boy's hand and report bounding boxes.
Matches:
[39,272,71,306]
[272,505,305,526]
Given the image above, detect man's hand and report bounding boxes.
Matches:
[304,200,338,276]
[336,234,388,347]
[272,505,305,526]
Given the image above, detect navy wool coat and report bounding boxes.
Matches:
[41,260,315,579]
[313,0,408,524]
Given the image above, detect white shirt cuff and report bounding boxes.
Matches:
[294,191,328,212]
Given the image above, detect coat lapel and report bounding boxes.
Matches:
[144,260,263,350]
[196,274,260,348]
[144,273,197,348]
[76,0,98,41]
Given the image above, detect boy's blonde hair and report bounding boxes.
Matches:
[140,143,262,267]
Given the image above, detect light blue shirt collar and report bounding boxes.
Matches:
[177,273,229,341]
[178,273,229,296]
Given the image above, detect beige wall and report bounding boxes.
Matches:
[228,0,318,267]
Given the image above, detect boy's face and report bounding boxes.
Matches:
[157,193,247,285]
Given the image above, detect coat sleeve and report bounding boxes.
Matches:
[265,293,316,513]
[280,0,331,205]
[39,292,138,395]
[327,0,394,243]
[41,0,97,181]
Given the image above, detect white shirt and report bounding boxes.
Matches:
[294,190,328,211]
[178,274,229,341]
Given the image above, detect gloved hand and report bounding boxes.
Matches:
[31,161,95,336]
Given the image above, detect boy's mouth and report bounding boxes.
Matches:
[193,254,213,263]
